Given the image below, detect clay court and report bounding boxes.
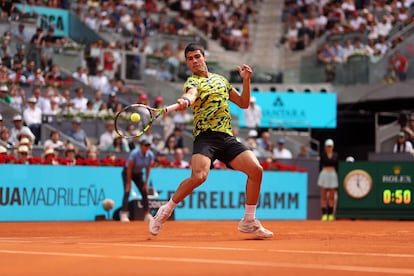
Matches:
[0,220,413,275]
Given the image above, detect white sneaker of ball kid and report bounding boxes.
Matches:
[238,219,274,238]
[149,205,172,235]
[120,211,130,222]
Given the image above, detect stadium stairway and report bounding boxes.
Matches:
[207,0,285,72]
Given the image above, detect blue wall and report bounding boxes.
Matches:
[0,165,307,221]
[230,92,337,128]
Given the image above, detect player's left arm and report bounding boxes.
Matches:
[229,64,252,109]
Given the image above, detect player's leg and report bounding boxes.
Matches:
[228,150,263,205]
[120,168,131,222]
[172,153,211,202]
[133,173,152,221]
[228,150,273,238]
[320,187,328,221]
[149,153,211,235]
[327,188,336,221]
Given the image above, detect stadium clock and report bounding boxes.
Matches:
[343,169,373,199]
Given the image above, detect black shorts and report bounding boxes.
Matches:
[193,130,249,165]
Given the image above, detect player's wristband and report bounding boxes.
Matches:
[181,96,191,108]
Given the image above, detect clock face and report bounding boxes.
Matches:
[343,169,373,199]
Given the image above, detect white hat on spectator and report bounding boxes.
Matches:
[28,96,37,103]
[19,137,31,146]
[0,114,3,120]
[248,129,258,138]
[13,114,23,121]
[17,145,29,153]
[0,145,7,154]
[43,147,57,158]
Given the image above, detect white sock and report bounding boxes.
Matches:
[244,204,256,221]
[165,198,177,211]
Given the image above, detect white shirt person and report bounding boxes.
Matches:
[243,96,262,128]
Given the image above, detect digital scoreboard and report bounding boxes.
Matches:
[337,162,414,219]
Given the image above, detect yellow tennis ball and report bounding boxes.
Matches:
[130,112,141,122]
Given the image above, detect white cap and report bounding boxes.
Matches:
[0,85,8,92]
[13,114,23,121]
[248,129,258,137]
[325,139,334,146]
[28,96,37,103]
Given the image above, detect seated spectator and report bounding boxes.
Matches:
[43,130,65,150]
[27,68,46,86]
[245,129,262,158]
[71,87,88,112]
[153,150,171,168]
[171,148,190,168]
[164,135,177,155]
[23,96,42,144]
[92,89,104,111]
[297,144,311,159]
[273,138,293,159]
[72,66,89,85]
[45,64,67,86]
[0,144,10,159]
[99,121,116,150]
[42,147,59,165]
[0,127,13,149]
[393,131,413,153]
[63,143,78,165]
[9,85,25,112]
[9,114,35,146]
[23,60,36,80]
[165,126,188,153]
[8,61,27,85]
[89,66,111,95]
[157,63,173,81]
[14,144,30,164]
[0,84,11,105]
[106,133,130,152]
[84,100,98,117]
[256,131,271,151]
[67,117,90,147]
[107,92,118,113]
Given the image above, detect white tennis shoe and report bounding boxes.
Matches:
[149,205,172,235]
[238,219,274,238]
[120,211,130,222]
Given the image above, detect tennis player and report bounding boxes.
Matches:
[149,42,273,238]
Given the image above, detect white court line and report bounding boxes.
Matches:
[1,239,414,259]
[82,242,414,259]
[0,249,414,275]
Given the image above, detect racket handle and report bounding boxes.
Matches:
[164,103,180,113]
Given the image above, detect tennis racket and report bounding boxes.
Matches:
[114,103,180,138]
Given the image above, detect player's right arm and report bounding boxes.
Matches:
[177,87,197,110]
